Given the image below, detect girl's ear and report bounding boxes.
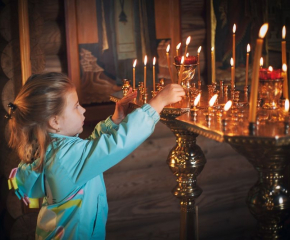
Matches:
[48,116,60,132]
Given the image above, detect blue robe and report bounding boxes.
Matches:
[14,104,159,239]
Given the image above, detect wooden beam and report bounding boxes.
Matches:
[75,0,99,44]
[18,0,31,85]
[64,0,81,99]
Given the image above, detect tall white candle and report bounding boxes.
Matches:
[153,57,156,91]
[249,23,268,123]
[245,44,250,86]
[144,55,147,93]
[133,59,137,89]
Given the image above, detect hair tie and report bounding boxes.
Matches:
[5,102,17,119]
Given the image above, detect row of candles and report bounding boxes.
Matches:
[131,22,288,132]
[132,36,201,93]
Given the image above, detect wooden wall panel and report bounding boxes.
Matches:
[154,0,170,39]
[75,0,98,44]
[64,0,81,97]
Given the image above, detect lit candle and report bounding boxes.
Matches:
[248,23,268,123]
[211,47,215,83]
[208,94,218,113]
[260,57,263,69]
[283,64,288,99]
[230,58,234,90]
[282,26,288,99]
[176,42,181,56]
[194,93,201,107]
[183,36,191,59]
[233,24,236,84]
[224,100,232,117]
[166,44,173,83]
[197,46,202,84]
[246,44,250,86]
[144,55,147,93]
[186,52,189,57]
[178,56,185,85]
[153,57,156,91]
[285,99,289,113]
[284,99,289,126]
[133,59,137,89]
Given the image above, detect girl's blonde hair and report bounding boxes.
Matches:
[8,72,75,171]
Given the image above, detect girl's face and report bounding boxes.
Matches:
[57,89,86,136]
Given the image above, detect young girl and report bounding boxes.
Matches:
[7,72,185,239]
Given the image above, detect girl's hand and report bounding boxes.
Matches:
[111,88,137,124]
[149,84,185,113]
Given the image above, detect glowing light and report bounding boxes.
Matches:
[279,197,283,204]
[285,99,289,112]
[260,57,264,67]
[230,58,234,67]
[224,100,232,111]
[268,66,273,72]
[247,44,251,52]
[209,94,218,107]
[194,93,201,107]
[176,43,181,50]
[283,63,287,72]
[259,23,268,38]
[186,36,191,46]
[144,55,147,65]
[233,24,236,33]
[197,46,202,54]
[153,57,156,66]
[166,44,170,53]
[180,56,184,64]
[133,59,137,68]
[282,26,286,39]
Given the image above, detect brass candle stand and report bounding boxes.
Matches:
[111,78,290,239]
[176,84,290,239]
[111,80,207,240]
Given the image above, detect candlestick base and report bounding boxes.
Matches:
[122,79,131,96]
[151,90,157,98]
[142,93,148,103]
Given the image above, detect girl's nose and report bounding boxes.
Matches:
[81,105,86,114]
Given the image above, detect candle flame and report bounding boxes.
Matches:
[166,44,170,53]
[282,26,286,39]
[144,55,147,65]
[186,36,191,45]
[153,57,156,65]
[197,46,202,54]
[194,93,201,107]
[133,59,137,68]
[211,47,214,52]
[230,58,234,67]
[283,63,287,72]
[259,23,268,38]
[186,53,189,57]
[224,100,232,111]
[247,44,250,52]
[260,57,263,67]
[233,24,236,33]
[181,56,184,64]
[268,66,273,72]
[176,42,181,50]
[285,99,289,112]
[209,94,218,107]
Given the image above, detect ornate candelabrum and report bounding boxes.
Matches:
[176,77,290,239]
[114,76,207,240]
[112,68,290,239]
